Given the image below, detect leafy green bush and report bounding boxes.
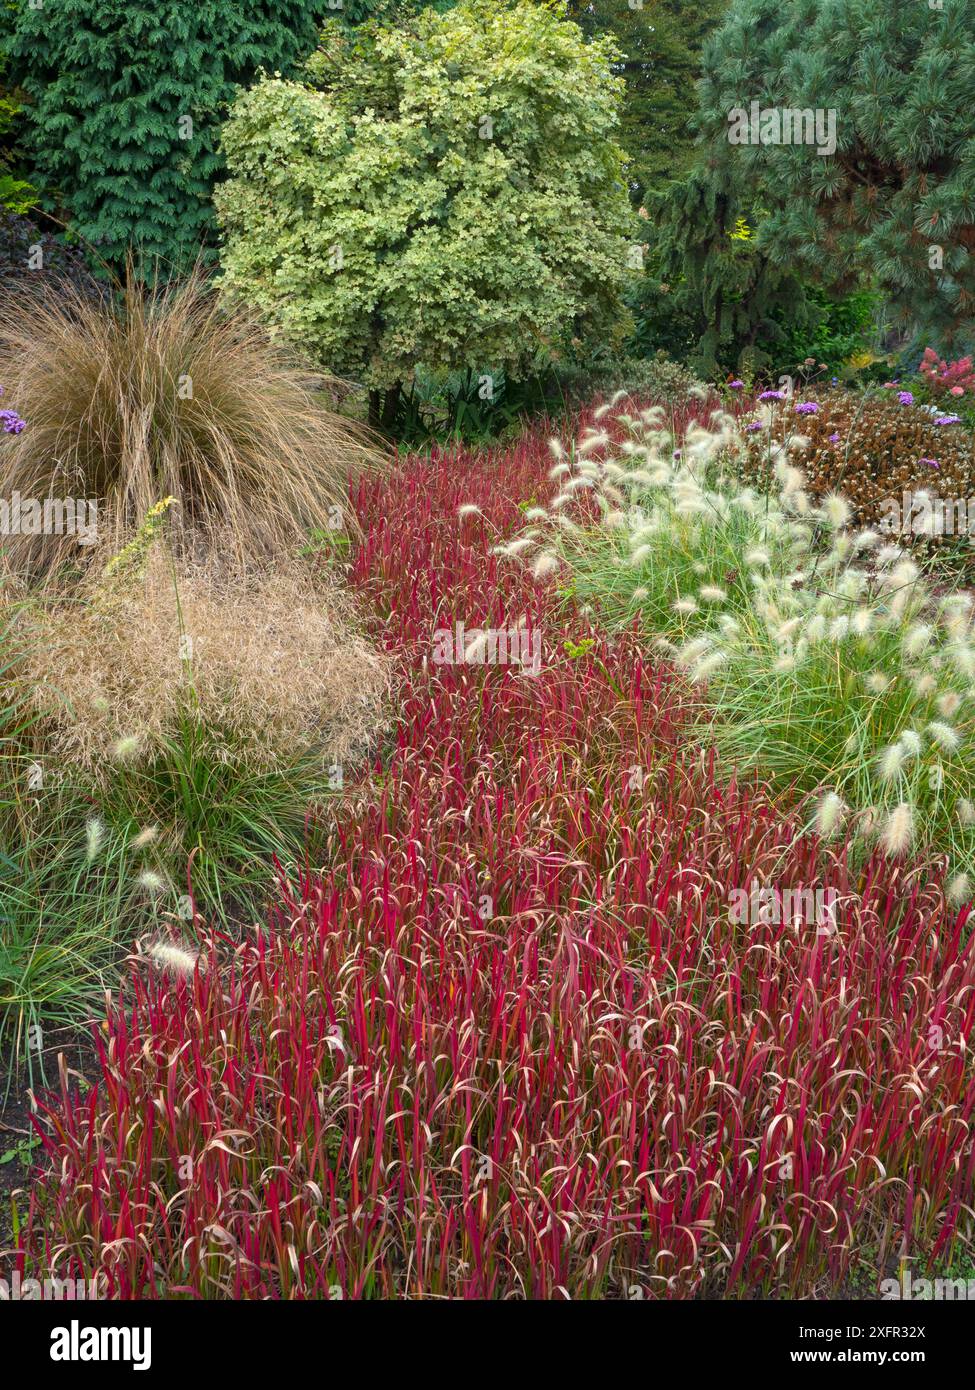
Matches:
[217,0,633,431]
[381,362,567,445]
[627,207,880,383]
[766,286,883,378]
[625,265,703,369]
[543,349,708,416]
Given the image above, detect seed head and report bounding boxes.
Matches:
[815,792,846,839]
[881,802,914,856]
[85,817,106,863]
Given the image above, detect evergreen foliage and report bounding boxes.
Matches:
[640,166,811,379]
[566,0,729,205]
[3,1,323,270]
[696,0,975,350]
[0,40,35,213]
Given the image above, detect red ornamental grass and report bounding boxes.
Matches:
[9,421,975,1300]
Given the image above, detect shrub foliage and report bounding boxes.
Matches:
[216,0,633,425]
[696,0,975,350]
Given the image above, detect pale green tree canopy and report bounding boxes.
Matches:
[215,0,633,399]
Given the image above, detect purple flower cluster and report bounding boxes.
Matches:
[919,458,940,469]
[934,414,961,426]
[897,391,914,405]
[745,422,764,433]
[0,408,25,434]
[728,380,744,390]
[794,401,819,415]
[758,390,785,402]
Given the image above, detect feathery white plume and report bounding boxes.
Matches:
[903,624,932,657]
[937,691,962,718]
[690,650,728,683]
[148,939,202,979]
[881,802,913,856]
[532,553,559,580]
[822,493,851,529]
[85,817,105,862]
[927,721,960,753]
[879,743,907,782]
[947,873,971,908]
[815,792,846,839]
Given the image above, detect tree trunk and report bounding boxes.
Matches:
[368,388,382,430]
[380,380,402,435]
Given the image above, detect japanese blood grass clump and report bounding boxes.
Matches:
[12,434,975,1299]
[509,397,975,884]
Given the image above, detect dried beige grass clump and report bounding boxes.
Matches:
[18,549,390,779]
[0,266,385,580]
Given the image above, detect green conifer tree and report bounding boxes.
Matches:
[566,0,729,205]
[4,1,323,270]
[695,0,975,350]
[643,163,811,379]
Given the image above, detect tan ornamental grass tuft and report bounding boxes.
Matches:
[0,265,385,579]
[15,544,391,781]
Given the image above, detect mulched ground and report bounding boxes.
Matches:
[0,1026,100,1264]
